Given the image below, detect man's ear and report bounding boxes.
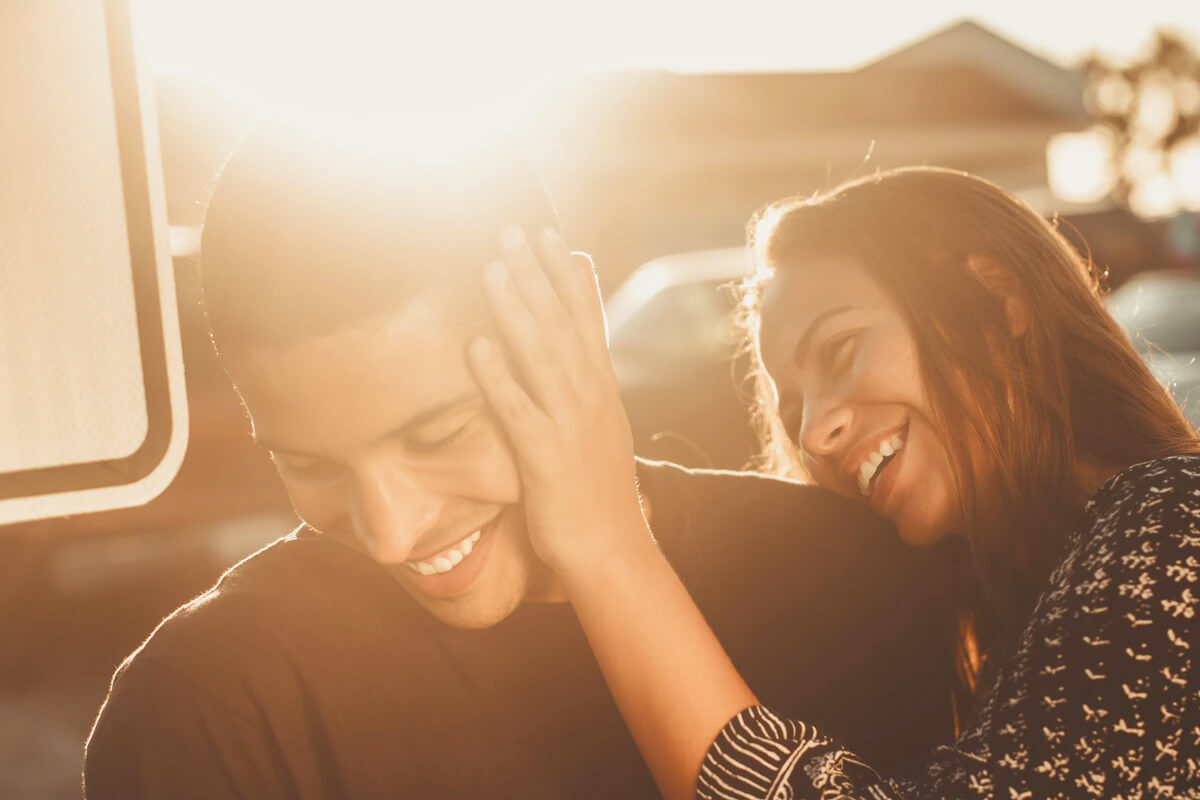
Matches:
[966,252,1029,338]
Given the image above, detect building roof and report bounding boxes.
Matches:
[532,20,1088,144]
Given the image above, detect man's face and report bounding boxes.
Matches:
[227,289,553,629]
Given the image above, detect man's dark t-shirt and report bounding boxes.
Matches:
[84,460,957,798]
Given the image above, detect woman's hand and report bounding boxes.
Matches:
[467,225,652,578]
[470,226,758,800]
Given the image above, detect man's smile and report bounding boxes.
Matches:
[394,513,505,599]
[403,528,484,575]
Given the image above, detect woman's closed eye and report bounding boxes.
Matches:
[779,330,861,444]
[819,329,861,375]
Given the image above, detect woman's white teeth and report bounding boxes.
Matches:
[856,433,906,497]
[407,530,483,575]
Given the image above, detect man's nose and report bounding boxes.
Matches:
[798,397,853,460]
[349,462,443,565]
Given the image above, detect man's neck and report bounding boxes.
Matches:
[524,573,568,604]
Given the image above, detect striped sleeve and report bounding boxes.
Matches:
[697,706,899,800]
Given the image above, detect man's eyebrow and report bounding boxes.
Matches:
[792,306,858,366]
[253,391,482,456]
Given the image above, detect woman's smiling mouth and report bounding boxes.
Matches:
[856,430,907,498]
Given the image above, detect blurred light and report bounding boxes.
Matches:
[1129,171,1179,217]
[168,224,202,258]
[1133,76,1179,140]
[1094,73,1136,115]
[1047,129,1117,203]
[1170,138,1200,210]
[1123,140,1164,178]
[1179,79,1200,116]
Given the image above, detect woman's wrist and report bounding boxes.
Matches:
[556,512,663,598]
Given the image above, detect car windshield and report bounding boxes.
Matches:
[609,279,738,360]
[1106,273,1200,354]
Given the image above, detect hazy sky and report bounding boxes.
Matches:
[136,0,1199,112]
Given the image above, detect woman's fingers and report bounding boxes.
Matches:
[539,228,610,358]
[482,260,564,409]
[500,225,573,335]
[466,337,548,468]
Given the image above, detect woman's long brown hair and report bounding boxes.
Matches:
[739,167,1200,699]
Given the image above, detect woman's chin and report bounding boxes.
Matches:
[894,516,955,548]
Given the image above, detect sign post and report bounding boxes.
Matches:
[0,0,188,525]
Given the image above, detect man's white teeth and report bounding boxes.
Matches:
[406,530,483,575]
[856,433,906,497]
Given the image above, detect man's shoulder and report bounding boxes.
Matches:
[633,458,944,607]
[87,529,437,778]
[635,457,897,549]
[127,528,417,678]
[139,532,326,640]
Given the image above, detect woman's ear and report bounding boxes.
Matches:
[967,253,1029,338]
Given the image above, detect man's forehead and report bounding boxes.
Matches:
[232,287,487,456]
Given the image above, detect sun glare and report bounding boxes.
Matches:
[133,0,559,152]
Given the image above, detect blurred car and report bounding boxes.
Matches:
[1105,269,1200,430]
[607,248,756,469]
[609,252,1200,471]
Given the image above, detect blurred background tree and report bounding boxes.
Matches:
[1079,31,1200,217]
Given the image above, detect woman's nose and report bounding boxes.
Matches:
[798,401,853,458]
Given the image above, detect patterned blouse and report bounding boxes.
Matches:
[699,455,1200,800]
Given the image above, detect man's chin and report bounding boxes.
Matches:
[389,559,530,629]
[414,586,527,630]
[382,507,558,629]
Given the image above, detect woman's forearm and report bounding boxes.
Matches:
[465,231,758,799]
[561,527,758,800]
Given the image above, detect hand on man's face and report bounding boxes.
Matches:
[229,292,553,629]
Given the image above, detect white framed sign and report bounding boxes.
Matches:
[0,0,188,525]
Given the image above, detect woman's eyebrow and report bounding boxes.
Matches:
[792,306,857,366]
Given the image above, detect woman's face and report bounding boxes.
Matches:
[757,255,965,546]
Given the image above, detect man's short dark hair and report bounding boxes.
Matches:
[198,119,558,352]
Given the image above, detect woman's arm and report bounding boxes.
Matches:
[466,225,755,799]
[561,528,758,800]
